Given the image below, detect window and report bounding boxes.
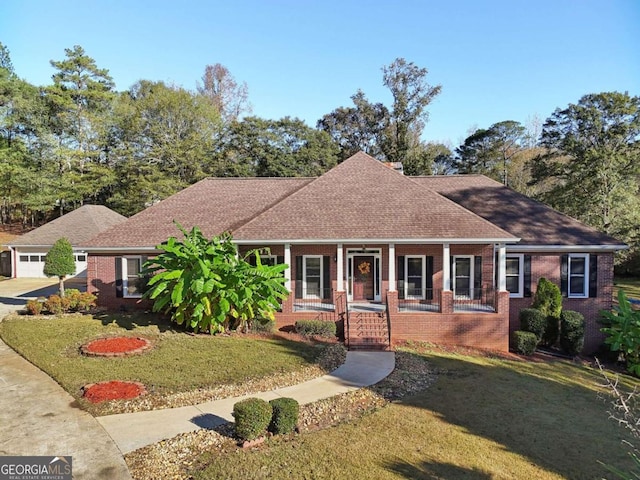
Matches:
[505,254,524,298]
[76,254,87,262]
[19,255,28,262]
[261,255,277,267]
[29,255,39,262]
[303,256,322,298]
[122,257,143,298]
[453,256,473,298]
[405,256,425,299]
[568,254,589,298]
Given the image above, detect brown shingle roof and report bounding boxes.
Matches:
[9,205,127,247]
[413,175,623,246]
[233,152,517,242]
[83,177,313,248]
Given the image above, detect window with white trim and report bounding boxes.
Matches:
[568,253,589,298]
[405,256,425,299]
[506,254,524,298]
[303,255,322,299]
[453,256,473,298]
[122,257,143,298]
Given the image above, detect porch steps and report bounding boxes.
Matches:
[348,311,390,350]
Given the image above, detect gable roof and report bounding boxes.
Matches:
[83,177,313,248]
[413,175,624,247]
[8,205,127,248]
[233,152,516,242]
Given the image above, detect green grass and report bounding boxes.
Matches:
[0,312,323,414]
[194,347,640,480]
[615,276,640,300]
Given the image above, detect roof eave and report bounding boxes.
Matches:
[507,244,628,253]
[234,237,521,245]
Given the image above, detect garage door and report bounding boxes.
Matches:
[17,253,47,278]
[16,252,88,278]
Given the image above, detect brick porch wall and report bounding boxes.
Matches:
[508,253,615,353]
[87,255,152,311]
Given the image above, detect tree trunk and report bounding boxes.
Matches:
[59,276,65,297]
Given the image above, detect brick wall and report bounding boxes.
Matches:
[87,255,151,311]
[508,253,614,353]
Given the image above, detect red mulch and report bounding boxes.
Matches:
[82,337,150,355]
[82,381,146,403]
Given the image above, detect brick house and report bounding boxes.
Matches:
[82,152,625,352]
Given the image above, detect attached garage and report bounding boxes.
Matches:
[7,205,126,279]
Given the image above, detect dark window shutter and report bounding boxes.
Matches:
[426,256,434,300]
[115,257,123,298]
[474,256,482,299]
[560,255,568,297]
[247,254,257,266]
[524,255,532,297]
[589,255,598,298]
[323,256,331,299]
[494,251,498,288]
[276,256,284,265]
[295,256,303,299]
[397,255,405,299]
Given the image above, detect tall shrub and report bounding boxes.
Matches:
[43,237,76,297]
[519,308,546,341]
[532,278,562,346]
[560,310,585,355]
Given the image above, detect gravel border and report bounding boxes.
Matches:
[125,349,435,480]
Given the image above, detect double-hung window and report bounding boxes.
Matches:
[303,255,322,299]
[123,257,143,298]
[505,254,524,298]
[405,256,425,299]
[568,254,589,298]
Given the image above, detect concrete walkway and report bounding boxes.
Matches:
[98,351,395,453]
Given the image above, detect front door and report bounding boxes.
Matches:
[353,255,374,301]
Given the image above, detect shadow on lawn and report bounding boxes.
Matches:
[384,458,491,480]
[390,350,637,479]
[92,311,175,332]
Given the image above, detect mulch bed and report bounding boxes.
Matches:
[82,380,147,403]
[81,336,152,357]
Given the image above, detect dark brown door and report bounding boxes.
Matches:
[353,256,374,301]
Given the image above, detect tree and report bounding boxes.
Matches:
[43,237,75,297]
[454,120,526,184]
[531,92,640,272]
[45,45,116,212]
[317,90,389,161]
[402,142,453,176]
[381,58,441,162]
[220,116,339,177]
[144,225,289,334]
[108,80,222,215]
[197,63,251,122]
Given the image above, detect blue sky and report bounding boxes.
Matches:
[2,0,639,146]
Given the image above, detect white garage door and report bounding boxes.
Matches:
[16,252,88,278]
[17,253,47,278]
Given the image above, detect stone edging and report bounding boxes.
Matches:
[80,336,153,357]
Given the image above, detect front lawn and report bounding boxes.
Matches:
[193,346,640,480]
[0,312,333,415]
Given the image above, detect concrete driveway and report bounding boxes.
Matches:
[0,277,87,317]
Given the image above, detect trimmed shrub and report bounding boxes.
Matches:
[74,292,97,312]
[44,295,65,315]
[532,278,562,346]
[560,310,585,355]
[252,318,276,334]
[519,308,546,340]
[295,320,337,338]
[233,398,272,442]
[25,299,44,315]
[512,330,538,356]
[269,397,299,435]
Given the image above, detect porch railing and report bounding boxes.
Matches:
[293,288,334,312]
[398,288,440,312]
[453,287,495,312]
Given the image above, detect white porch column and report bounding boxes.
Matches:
[442,243,451,291]
[498,243,507,292]
[336,244,344,291]
[388,243,396,291]
[284,243,291,292]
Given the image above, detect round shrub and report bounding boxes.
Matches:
[560,310,585,355]
[252,318,276,334]
[512,330,538,356]
[269,397,299,435]
[25,299,44,315]
[519,308,546,340]
[295,320,337,338]
[233,397,272,442]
